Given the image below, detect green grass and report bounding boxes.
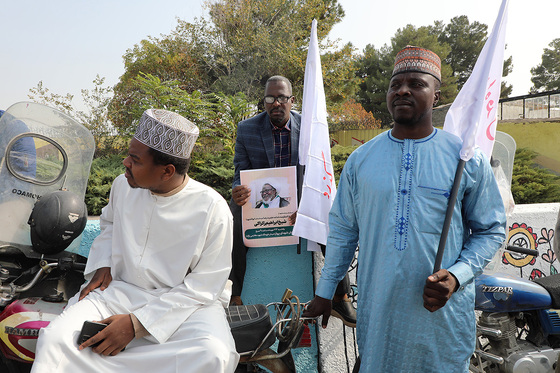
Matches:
[497,121,560,175]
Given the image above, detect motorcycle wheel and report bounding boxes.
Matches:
[0,355,31,373]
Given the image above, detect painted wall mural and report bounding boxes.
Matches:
[500,222,556,279]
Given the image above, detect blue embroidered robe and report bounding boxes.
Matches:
[316,129,506,372]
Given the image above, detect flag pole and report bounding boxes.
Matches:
[437,0,509,271]
[296,164,305,255]
[433,159,465,272]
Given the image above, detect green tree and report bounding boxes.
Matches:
[354,15,516,126]
[86,154,125,215]
[500,55,514,98]
[123,73,255,154]
[530,38,560,93]
[29,76,123,156]
[438,16,487,90]
[355,24,458,126]
[189,150,235,200]
[110,21,213,129]
[110,0,357,128]
[28,80,74,115]
[76,76,122,156]
[438,15,513,97]
[354,44,393,125]
[331,144,358,184]
[204,0,351,100]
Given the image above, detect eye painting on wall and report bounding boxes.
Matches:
[502,222,556,279]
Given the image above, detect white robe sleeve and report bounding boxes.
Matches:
[132,198,233,344]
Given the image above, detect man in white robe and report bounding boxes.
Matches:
[32,109,239,372]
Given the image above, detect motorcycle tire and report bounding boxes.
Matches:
[0,355,31,373]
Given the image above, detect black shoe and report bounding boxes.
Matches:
[331,298,357,328]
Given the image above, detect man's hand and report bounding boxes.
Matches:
[288,211,297,225]
[79,314,134,356]
[79,267,112,301]
[423,269,457,312]
[232,185,251,206]
[302,296,332,329]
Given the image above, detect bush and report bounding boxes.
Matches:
[189,151,234,201]
[331,145,359,184]
[511,148,560,204]
[85,154,125,215]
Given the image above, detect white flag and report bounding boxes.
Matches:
[292,19,336,247]
[443,0,509,161]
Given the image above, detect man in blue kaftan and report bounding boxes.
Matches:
[303,46,506,372]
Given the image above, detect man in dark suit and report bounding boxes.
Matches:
[229,76,356,327]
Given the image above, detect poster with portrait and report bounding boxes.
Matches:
[240,166,298,247]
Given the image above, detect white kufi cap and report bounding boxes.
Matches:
[134,109,199,159]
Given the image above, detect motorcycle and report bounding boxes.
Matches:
[0,102,95,373]
[228,288,314,373]
[0,102,313,373]
[471,244,560,373]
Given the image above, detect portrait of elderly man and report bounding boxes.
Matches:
[254,182,290,209]
[31,109,238,373]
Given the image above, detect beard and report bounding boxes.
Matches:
[269,109,287,127]
[392,107,430,126]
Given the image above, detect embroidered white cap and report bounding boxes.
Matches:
[134,109,199,159]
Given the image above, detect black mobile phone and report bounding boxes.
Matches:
[77,321,107,347]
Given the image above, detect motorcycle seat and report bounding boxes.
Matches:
[534,274,560,308]
[226,304,275,354]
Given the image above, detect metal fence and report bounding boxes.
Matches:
[499,89,560,120]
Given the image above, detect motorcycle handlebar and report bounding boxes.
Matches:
[57,257,86,271]
[71,262,86,270]
[505,245,539,257]
[1,258,85,294]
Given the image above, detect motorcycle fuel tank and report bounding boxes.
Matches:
[0,297,66,363]
[475,273,551,312]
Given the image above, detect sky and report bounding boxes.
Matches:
[1,0,558,112]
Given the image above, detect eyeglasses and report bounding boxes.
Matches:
[261,188,275,194]
[264,95,292,104]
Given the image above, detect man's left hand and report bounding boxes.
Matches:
[302,296,332,328]
[79,314,135,356]
[422,269,457,312]
[288,211,297,225]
